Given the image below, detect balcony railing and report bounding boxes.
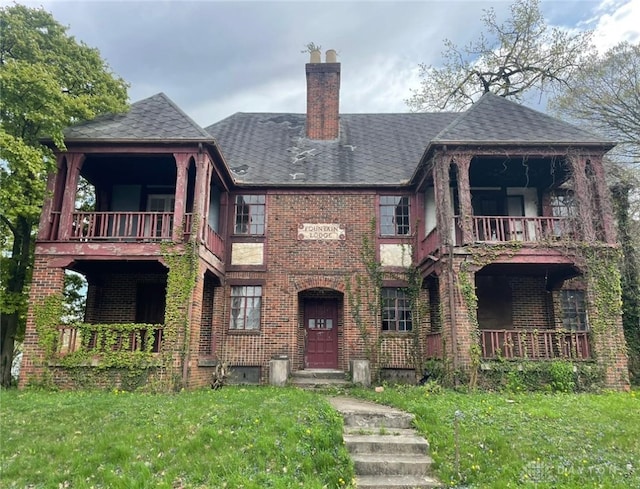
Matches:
[56,324,164,356]
[481,329,591,360]
[70,212,173,241]
[455,216,573,244]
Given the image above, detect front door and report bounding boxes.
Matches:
[304,299,338,369]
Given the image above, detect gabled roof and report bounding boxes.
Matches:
[63,93,213,142]
[205,112,458,186]
[432,92,611,145]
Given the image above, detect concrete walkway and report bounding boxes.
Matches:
[328,397,442,489]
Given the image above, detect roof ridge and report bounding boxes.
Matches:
[152,92,212,139]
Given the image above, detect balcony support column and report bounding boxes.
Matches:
[57,153,85,240]
[173,153,191,242]
[37,155,65,240]
[193,151,213,242]
[588,156,617,244]
[568,155,596,242]
[433,152,453,246]
[454,154,473,245]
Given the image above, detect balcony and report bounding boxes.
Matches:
[455,216,573,244]
[481,329,591,360]
[45,211,224,260]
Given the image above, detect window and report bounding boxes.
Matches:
[550,191,575,218]
[234,195,265,235]
[380,196,410,236]
[560,290,588,331]
[229,286,262,330]
[381,288,412,332]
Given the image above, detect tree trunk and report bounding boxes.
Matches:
[0,216,35,387]
[0,314,18,387]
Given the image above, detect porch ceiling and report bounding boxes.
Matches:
[70,259,168,276]
[477,262,580,281]
[468,156,570,188]
[82,154,177,187]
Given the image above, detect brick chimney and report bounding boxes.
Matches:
[306,49,340,140]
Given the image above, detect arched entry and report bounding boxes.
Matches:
[299,288,343,369]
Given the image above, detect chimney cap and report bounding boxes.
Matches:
[325,49,337,63]
[309,49,321,63]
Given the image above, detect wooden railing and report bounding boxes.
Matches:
[425,332,443,359]
[481,329,591,360]
[56,324,164,355]
[454,216,573,244]
[206,225,225,260]
[70,212,173,241]
[420,229,441,258]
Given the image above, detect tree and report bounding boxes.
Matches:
[550,42,640,164]
[0,4,128,387]
[551,42,640,384]
[407,0,593,111]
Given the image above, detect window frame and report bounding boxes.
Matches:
[559,289,588,331]
[229,285,263,331]
[233,194,266,236]
[381,287,413,332]
[379,195,411,237]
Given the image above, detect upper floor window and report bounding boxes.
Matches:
[380,196,410,236]
[381,287,412,332]
[234,195,265,235]
[229,285,262,330]
[560,289,588,331]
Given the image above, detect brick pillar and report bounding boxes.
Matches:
[57,153,85,240]
[19,257,65,388]
[455,154,473,245]
[173,153,191,242]
[305,49,340,140]
[193,153,212,243]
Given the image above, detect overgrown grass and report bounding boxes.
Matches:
[1,387,354,489]
[350,386,640,488]
[3,386,638,488]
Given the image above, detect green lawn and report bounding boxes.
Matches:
[350,386,640,488]
[0,387,354,489]
[2,387,638,489]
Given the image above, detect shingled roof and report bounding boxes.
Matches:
[205,92,612,186]
[432,92,612,145]
[63,92,213,142]
[205,112,457,186]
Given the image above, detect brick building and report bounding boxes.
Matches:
[19,50,629,390]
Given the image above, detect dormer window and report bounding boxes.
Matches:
[380,196,410,236]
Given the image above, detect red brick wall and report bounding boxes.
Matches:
[19,256,65,388]
[306,63,340,140]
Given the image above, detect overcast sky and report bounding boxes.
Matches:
[6,0,640,126]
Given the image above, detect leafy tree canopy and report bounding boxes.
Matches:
[407,0,593,111]
[0,4,128,386]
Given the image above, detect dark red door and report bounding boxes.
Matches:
[304,299,338,369]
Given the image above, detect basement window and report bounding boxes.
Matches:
[381,288,412,332]
[380,196,411,236]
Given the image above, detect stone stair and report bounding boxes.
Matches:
[289,369,350,388]
[329,397,441,489]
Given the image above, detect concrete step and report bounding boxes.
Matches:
[344,433,429,455]
[356,474,442,489]
[291,369,346,380]
[352,453,434,476]
[342,410,415,430]
[290,369,350,388]
[344,427,418,437]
